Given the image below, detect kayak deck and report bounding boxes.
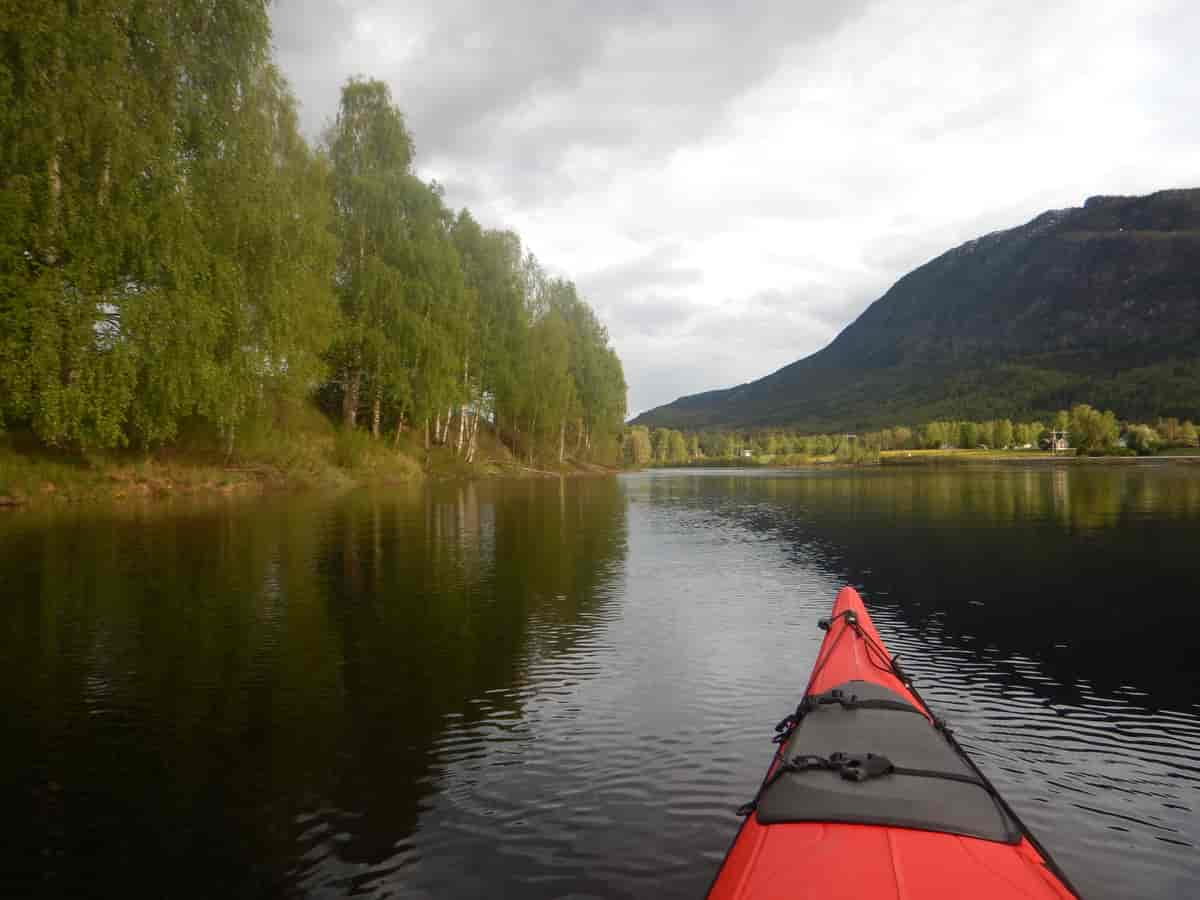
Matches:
[708,587,1077,899]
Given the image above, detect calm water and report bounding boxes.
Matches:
[2,465,1198,898]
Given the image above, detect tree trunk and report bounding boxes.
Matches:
[45,44,64,264]
[393,403,408,448]
[457,354,470,456]
[343,367,361,428]
[46,142,61,265]
[424,417,430,450]
[559,420,565,463]
[48,152,61,216]
[371,383,382,439]
[434,410,441,445]
[575,418,583,456]
[99,142,111,210]
[466,408,480,463]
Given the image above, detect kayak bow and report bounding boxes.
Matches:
[708,586,1078,899]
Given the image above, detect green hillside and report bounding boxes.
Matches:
[633,189,1200,432]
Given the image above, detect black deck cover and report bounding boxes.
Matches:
[754,680,1020,843]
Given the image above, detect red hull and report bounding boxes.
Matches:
[708,587,1076,899]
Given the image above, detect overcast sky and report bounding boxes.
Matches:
[271,0,1198,418]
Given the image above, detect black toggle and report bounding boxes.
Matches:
[829,751,894,782]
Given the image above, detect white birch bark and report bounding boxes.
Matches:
[457,354,469,455]
[343,368,361,428]
[371,383,382,439]
[467,410,480,463]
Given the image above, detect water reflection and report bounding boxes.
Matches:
[0,479,627,898]
[1,466,1197,900]
[647,466,1200,711]
[636,466,1200,900]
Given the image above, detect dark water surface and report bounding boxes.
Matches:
[2,465,1198,898]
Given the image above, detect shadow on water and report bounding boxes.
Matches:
[0,478,626,898]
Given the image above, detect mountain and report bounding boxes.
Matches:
[633,189,1200,432]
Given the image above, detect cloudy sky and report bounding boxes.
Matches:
[271,0,1198,417]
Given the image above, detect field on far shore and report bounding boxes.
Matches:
[879,448,1200,464]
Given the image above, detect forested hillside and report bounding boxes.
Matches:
[0,1,626,468]
[634,189,1200,432]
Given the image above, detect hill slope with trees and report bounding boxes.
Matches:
[633,189,1200,432]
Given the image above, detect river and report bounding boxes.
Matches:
[2,465,1197,898]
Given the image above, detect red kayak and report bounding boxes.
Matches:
[708,587,1078,899]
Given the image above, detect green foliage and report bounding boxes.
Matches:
[333,426,379,470]
[1155,417,1199,448]
[1182,421,1199,447]
[0,1,334,450]
[625,426,652,466]
[0,13,627,467]
[958,421,979,449]
[319,82,626,465]
[993,419,1014,449]
[666,430,688,464]
[1124,424,1160,455]
[1068,404,1119,453]
[648,404,1195,467]
[835,439,880,464]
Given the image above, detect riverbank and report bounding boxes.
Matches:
[651,459,867,470]
[879,448,1200,465]
[0,422,617,508]
[640,447,1200,472]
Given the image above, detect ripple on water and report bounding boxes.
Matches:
[868,602,1200,897]
[5,470,1199,900]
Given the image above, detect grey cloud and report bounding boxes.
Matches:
[606,294,701,339]
[270,1,1200,421]
[577,244,702,303]
[273,1,872,196]
[742,286,874,332]
[677,289,839,351]
[618,283,868,415]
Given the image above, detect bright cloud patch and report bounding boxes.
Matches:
[272,0,1199,417]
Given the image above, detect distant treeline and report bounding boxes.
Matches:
[627,405,1199,465]
[0,3,626,465]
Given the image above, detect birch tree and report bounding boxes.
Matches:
[326,78,414,430]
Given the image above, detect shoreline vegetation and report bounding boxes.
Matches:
[0,415,618,508]
[626,405,1198,469]
[6,409,1199,508]
[645,448,1200,471]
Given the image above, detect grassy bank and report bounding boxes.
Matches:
[0,404,615,508]
[640,448,1200,472]
[649,452,879,469]
[653,458,833,469]
[879,448,1200,465]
